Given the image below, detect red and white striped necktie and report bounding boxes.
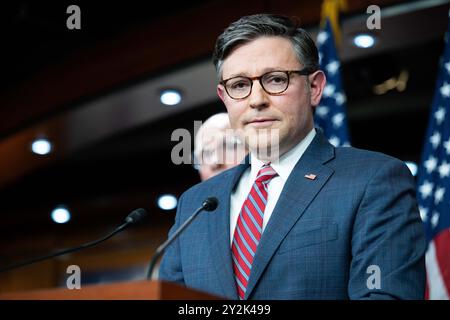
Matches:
[231,163,278,299]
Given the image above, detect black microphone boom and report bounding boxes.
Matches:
[146,197,218,279]
[0,208,148,274]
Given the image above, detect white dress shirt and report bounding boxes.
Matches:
[230,128,316,245]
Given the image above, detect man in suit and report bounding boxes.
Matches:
[159,14,426,299]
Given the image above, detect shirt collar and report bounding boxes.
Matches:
[249,128,316,182]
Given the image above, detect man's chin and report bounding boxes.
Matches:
[244,132,281,162]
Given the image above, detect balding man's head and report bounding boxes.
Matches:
[194,113,247,181]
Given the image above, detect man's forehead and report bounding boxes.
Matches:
[221,36,302,78]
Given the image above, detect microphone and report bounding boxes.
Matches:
[146,197,218,279]
[0,208,148,273]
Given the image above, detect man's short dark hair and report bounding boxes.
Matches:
[212,14,319,78]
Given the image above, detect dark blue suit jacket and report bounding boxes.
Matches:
[159,131,426,299]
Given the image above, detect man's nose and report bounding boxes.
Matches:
[249,81,269,110]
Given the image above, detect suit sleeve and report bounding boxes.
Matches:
[348,158,427,300]
[158,193,186,285]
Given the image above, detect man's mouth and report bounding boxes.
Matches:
[246,118,277,127]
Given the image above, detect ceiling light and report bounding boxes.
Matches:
[51,206,71,224]
[31,138,52,155]
[353,34,376,48]
[157,194,178,210]
[160,89,182,106]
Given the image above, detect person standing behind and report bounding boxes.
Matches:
[194,112,247,181]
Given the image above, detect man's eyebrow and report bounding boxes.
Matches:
[224,68,285,80]
[223,72,247,79]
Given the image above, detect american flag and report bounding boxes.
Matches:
[416,10,450,300]
[315,18,351,147]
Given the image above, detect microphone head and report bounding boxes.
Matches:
[125,208,148,224]
[202,197,218,211]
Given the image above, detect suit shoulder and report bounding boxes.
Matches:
[335,146,404,164]
[332,146,411,175]
[328,146,416,195]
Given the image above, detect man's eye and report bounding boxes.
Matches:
[230,81,250,90]
[202,149,214,157]
[266,76,287,84]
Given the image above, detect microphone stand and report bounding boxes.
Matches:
[0,208,147,273]
[146,197,218,279]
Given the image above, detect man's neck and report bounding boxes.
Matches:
[252,132,313,162]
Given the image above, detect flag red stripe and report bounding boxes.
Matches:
[434,228,450,295]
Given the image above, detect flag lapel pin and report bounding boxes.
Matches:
[304,174,317,180]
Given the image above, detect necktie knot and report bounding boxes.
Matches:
[255,164,277,184]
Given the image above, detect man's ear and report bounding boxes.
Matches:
[308,70,326,107]
[217,85,226,103]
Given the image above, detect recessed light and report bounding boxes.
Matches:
[31,138,52,155]
[353,34,376,48]
[157,194,178,210]
[51,206,71,224]
[160,89,182,106]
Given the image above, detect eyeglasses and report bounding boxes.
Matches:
[220,69,314,100]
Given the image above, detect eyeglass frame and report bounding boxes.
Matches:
[219,68,316,100]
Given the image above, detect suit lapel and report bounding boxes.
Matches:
[208,160,250,300]
[244,131,335,299]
